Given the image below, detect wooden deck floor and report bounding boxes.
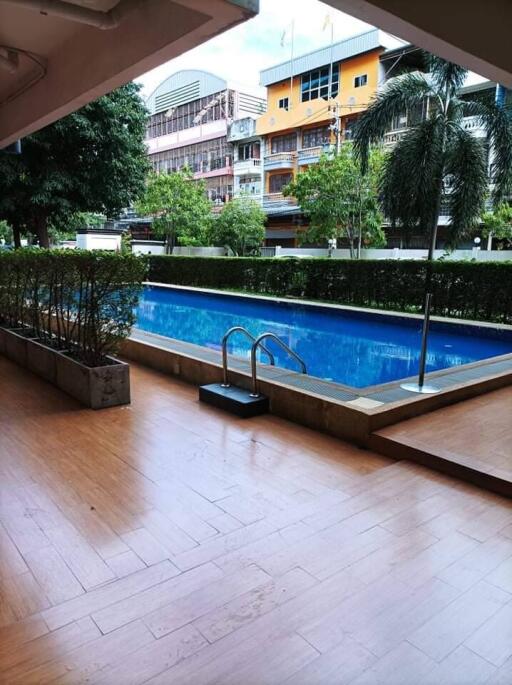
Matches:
[371,386,512,496]
[1,356,512,684]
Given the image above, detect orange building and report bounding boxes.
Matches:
[256,29,415,246]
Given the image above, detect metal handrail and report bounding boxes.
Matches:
[250,332,307,397]
[221,327,275,387]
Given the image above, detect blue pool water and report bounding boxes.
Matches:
[135,286,512,388]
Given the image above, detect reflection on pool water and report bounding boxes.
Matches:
[135,286,512,389]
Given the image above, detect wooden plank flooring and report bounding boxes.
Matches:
[371,386,512,496]
[1,355,512,684]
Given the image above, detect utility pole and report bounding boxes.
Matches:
[329,102,342,155]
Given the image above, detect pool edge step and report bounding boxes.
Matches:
[368,433,512,499]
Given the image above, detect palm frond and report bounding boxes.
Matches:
[353,72,433,172]
[445,126,488,245]
[380,117,445,230]
[427,54,467,94]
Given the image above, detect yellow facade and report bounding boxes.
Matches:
[256,48,381,137]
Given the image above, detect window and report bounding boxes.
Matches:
[278,97,289,110]
[301,65,339,102]
[302,126,330,149]
[238,142,260,160]
[270,133,297,154]
[354,74,368,88]
[269,173,293,193]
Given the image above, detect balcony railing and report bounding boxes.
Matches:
[261,192,298,210]
[264,152,296,170]
[383,128,408,146]
[233,158,262,174]
[297,146,328,165]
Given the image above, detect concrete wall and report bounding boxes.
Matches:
[132,240,167,256]
[172,246,227,256]
[76,233,121,251]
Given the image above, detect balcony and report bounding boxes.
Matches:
[261,192,299,215]
[263,151,296,171]
[297,144,335,165]
[383,128,409,146]
[233,158,262,175]
[462,115,486,137]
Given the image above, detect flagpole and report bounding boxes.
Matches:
[328,21,334,99]
[289,20,295,110]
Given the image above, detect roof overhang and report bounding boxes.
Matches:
[0,0,258,148]
[322,0,512,87]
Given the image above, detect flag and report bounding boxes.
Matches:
[280,28,287,47]
[322,14,332,31]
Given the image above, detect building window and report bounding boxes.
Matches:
[302,126,331,149]
[301,65,339,102]
[270,133,297,154]
[354,74,368,88]
[269,173,293,193]
[238,142,260,160]
[278,97,289,110]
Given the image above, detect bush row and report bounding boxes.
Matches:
[0,250,147,366]
[148,256,512,324]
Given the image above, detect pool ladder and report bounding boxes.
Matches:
[221,326,307,397]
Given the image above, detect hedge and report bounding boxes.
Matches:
[148,256,512,324]
[0,249,147,365]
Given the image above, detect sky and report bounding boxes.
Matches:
[136,0,485,99]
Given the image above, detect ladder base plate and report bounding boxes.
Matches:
[199,383,269,418]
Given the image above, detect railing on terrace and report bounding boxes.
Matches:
[261,192,298,209]
[234,158,261,168]
[383,128,408,146]
[264,152,296,168]
[297,146,324,163]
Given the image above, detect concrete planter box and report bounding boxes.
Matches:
[26,338,63,384]
[0,326,130,409]
[55,353,130,409]
[2,327,38,367]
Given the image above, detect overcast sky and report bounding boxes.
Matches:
[136,0,485,99]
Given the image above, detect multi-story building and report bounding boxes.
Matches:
[227,117,263,200]
[255,29,421,246]
[145,69,266,205]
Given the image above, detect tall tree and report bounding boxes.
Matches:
[354,54,512,259]
[136,169,212,253]
[209,196,266,256]
[0,83,149,248]
[284,145,385,258]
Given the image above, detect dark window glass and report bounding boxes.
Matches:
[278,97,289,110]
[354,74,368,88]
[269,173,293,193]
[301,65,339,102]
[270,133,297,153]
[302,126,330,148]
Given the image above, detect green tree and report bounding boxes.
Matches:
[284,145,385,258]
[0,83,149,248]
[209,196,266,256]
[0,220,13,245]
[481,203,512,248]
[136,169,212,253]
[354,54,512,259]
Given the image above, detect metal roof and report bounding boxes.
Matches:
[260,29,402,86]
[145,70,227,115]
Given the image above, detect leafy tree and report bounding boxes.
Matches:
[136,169,212,253]
[354,54,512,259]
[0,83,149,248]
[284,145,385,258]
[209,196,266,256]
[481,203,512,248]
[0,220,13,245]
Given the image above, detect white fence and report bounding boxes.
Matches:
[266,246,512,261]
[131,242,227,257]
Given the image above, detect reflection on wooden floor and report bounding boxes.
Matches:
[1,356,512,684]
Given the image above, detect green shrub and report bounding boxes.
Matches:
[148,256,512,324]
[0,249,147,365]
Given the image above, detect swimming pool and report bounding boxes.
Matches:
[135,286,512,389]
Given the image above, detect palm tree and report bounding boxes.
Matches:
[354,55,512,259]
